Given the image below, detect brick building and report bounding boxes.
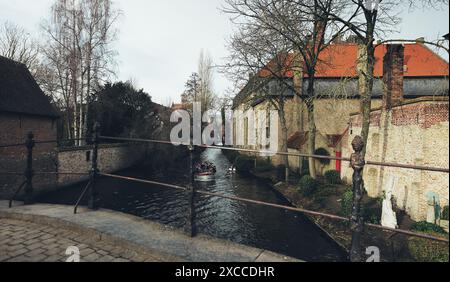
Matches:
[341,45,449,222]
[0,56,59,198]
[232,43,449,175]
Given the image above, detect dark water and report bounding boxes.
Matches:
[37,149,347,261]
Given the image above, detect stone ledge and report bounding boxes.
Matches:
[0,201,301,262]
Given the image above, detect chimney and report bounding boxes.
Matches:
[383,44,404,109]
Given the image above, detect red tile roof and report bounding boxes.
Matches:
[259,43,449,79]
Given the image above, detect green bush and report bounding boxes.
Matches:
[442,206,449,220]
[235,155,254,173]
[340,187,353,217]
[313,185,336,207]
[254,159,274,173]
[364,207,381,224]
[314,148,331,165]
[408,231,449,262]
[300,159,310,177]
[324,170,341,184]
[298,175,319,196]
[411,221,447,234]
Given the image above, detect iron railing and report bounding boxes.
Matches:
[1,123,449,262]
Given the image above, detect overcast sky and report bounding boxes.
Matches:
[0,0,448,105]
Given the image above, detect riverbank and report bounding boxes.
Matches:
[249,169,450,262]
[251,169,410,261]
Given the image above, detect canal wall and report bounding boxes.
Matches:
[57,143,148,187]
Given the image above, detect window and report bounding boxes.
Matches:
[86,151,91,162]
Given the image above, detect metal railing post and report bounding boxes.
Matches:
[184,145,196,237]
[24,132,35,205]
[88,122,100,210]
[349,136,365,262]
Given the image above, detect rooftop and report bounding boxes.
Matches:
[0,56,58,118]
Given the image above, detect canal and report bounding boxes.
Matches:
[37,148,347,262]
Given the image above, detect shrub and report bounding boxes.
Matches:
[235,155,254,173]
[442,206,449,220]
[314,148,331,165]
[324,170,341,184]
[361,197,382,224]
[276,164,286,181]
[313,185,336,207]
[300,159,310,177]
[340,187,353,217]
[364,207,381,224]
[411,221,447,234]
[408,231,449,262]
[254,159,274,173]
[298,175,319,196]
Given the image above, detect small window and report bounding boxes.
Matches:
[86,151,91,162]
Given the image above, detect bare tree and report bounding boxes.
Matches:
[41,0,120,143]
[181,72,202,113]
[223,0,345,179]
[224,13,302,182]
[0,22,41,78]
[198,50,217,113]
[314,0,448,155]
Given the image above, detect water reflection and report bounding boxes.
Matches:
[37,148,347,261]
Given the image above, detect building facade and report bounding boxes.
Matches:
[0,56,59,198]
[232,43,449,177]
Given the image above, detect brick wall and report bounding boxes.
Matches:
[0,113,58,198]
[1,111,148,197]
[341,99,449,221]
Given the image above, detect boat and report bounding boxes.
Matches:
[194,161,216,182]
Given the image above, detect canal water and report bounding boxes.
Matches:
[37,148,347,261]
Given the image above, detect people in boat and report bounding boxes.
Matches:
[194,161,216,174]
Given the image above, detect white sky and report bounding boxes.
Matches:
[0,0,449,105]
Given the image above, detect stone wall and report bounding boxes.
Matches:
[57,143,148,186]
[341,98,449,221]
[232,96,382,174]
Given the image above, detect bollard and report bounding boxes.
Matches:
[88,122,100,210]
[184,145,196,237]
[24,132,35,205]
[349,136,365,262]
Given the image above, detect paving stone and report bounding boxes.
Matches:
[26,243,43,251]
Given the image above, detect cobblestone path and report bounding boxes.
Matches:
[0,218,168,262]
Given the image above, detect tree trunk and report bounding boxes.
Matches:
[358,42,375,158]
[305,76,317,179]
[279,108,290,183]
[306,99,317,179]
